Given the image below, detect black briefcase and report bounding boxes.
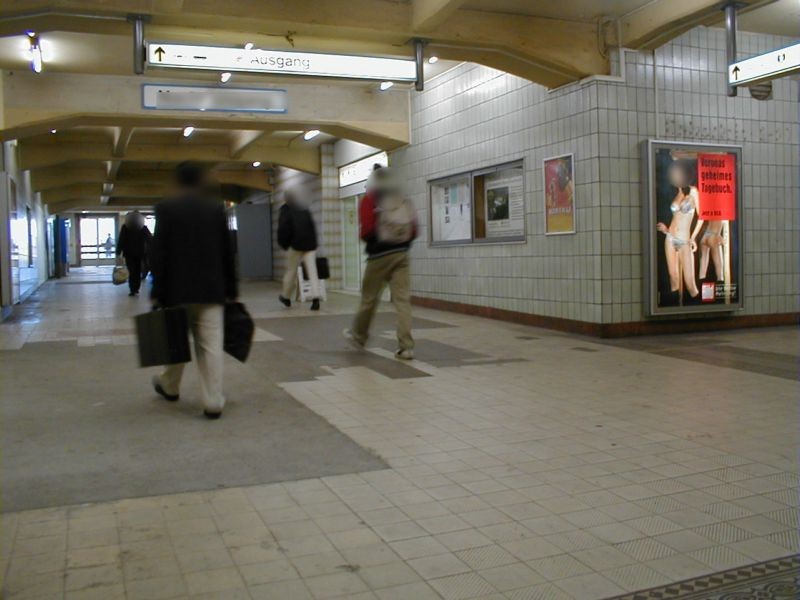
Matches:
[224,302,254,363]
[134,308,191,367]
[316,257,330,280]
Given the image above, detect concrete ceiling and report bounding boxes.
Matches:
[463,0,800,38]
[462,0,653,21]
[735,0,800,37]
[1,0,796,215]
[20,124,320,213]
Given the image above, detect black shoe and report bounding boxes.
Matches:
[310,298,320,311]
[129,292,136,297]
[152,376,179,401]
[279,296,291,308]
[203,410,222,420]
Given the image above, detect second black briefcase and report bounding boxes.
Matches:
[224,302,255,363]
[134,308,191,368]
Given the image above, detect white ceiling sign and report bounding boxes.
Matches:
[728,42,800,86]
[339,152,388,188]
[147,43,416,82]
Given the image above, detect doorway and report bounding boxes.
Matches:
[79,215,118,266]
[341,195,365,291]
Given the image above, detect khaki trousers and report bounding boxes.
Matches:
[352,251,413,351]
[282,249,320,299]
[159,304,225,413]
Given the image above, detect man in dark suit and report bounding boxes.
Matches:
[149,162,238,419]
[116,211,152,296]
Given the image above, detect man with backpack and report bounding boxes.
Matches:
[343,165,417,359]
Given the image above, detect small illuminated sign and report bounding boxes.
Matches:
[339,152,388,188]
[147,43,416,82]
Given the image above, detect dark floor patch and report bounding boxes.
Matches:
[56,280,109,285]
[0,341,387,512]
[253,313,490,380]
[571,347,599,353]
[607,335,799,382]
[515,336,540,340]
[609,555,799,599]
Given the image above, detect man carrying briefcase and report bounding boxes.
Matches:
[148,162,238,419]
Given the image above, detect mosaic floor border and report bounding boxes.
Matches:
[610,554,799,600]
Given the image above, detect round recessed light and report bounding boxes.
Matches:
[244,42,254,50]
[50,129,57,134]
[428,56,439,64]
[252,161,261,167]
[379,81,394,91]
[182,126,195,137]
[220,72,232,83]
[303,130,320,141]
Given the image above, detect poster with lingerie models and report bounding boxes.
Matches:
[644,140,742,316]
[543,153,575,234]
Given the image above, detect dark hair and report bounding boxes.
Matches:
[175,161,206,188]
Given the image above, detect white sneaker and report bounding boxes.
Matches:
[342,329,365,350]
[395,349,414,360]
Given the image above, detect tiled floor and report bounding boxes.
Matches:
[1,270,798,599]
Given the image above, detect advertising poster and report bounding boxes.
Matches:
[543,154,575,234]
[430,178,471,243]
[484,170,524,238]
[644,141,742,315]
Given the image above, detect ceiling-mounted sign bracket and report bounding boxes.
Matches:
[127,14,150,75]
[728,41,800,88]
[146,42,416,82]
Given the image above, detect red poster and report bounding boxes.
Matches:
[697,153,736,220]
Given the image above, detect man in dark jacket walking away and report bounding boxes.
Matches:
[149,162,238,419]
[344,166,417,359]
[116,211,152,296]
[277,190,321,311]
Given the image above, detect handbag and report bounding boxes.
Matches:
[224,302,255,363]
[134,308,191,367]
[112,265,129,285]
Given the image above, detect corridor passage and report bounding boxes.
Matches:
[1,271,798,600]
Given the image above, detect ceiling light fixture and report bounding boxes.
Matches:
[428,56,439,64]
[303,130,320,141]
[379,81,393,91]
[252,161,261,167]
[50,129,57,134]
[28,34,42,73]
[244,42,254,50]
[182,126,195,137]
[220,72,232,83]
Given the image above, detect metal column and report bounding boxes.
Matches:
[414,39,425,92]
[724,3,738,97]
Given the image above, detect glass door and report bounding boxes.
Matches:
[79,215,118,266]
[341,195,365,291]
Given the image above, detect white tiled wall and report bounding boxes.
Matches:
[392,64,603,323]
[393,26,799,325]
[597,28,799,323]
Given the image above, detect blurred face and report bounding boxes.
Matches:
[668,163,687,187]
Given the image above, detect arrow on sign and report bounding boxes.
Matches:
[731,65,740,80]
[154,47,165,62]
